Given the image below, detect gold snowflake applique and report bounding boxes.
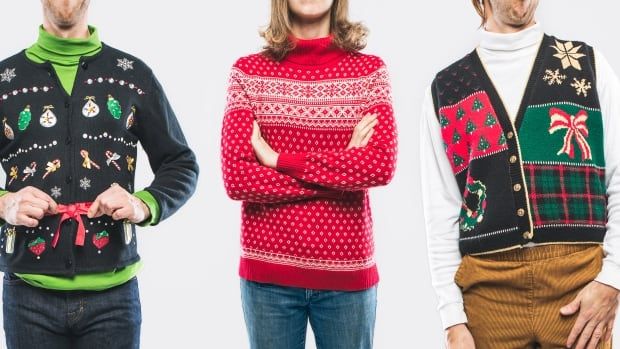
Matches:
[551,40,586,71]
[571,78,592,97]
[543,69,567,85]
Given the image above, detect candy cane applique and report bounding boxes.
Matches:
[105,151,121,171]
[42,159,61,179]
[22,162,37,181]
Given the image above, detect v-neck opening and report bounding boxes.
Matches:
[471,34,549,132]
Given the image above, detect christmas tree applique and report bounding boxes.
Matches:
[472,98,484,112]
[478,136,491,152]
[498,133,507,146]
[107,95,122,119]
[484,113,497,127]
[92,230,110,253]
[28,237,46,259]
[466,119,477,134]
[18,105,32,131]
[453,153,465,168]
[456,107,466,120]
[452,129,462,144]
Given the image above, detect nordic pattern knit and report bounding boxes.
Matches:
[431,34,604,255]
[221,37,397,291]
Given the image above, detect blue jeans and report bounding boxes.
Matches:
[3,273,141,349]
[241,279,377,349]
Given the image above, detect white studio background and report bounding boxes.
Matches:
[0,1,619,348]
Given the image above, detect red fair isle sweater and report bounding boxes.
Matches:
[221,37,397,291]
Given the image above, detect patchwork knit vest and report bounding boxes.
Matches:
[431,34,605,255]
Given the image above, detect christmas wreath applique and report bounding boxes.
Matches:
[459,178,488,232]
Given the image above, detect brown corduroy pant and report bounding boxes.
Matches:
[455,244,612,349]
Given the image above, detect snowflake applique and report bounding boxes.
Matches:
[50,186,62,199]
[543,69,566,85]
[551,40,586,71]
[116,58,134,71]
[0,68,16,83]
[80,177,91,190]
[571,78,592,97]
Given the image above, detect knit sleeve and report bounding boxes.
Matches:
[275,63,397,191]
[221,68,340,203]
[132,73,199,224]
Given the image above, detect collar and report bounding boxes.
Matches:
[478,22,543,52]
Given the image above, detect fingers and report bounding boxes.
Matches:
[567,312,590,348]
[360,128,375,147]
[579,320,604,349]
[16,213,38,228]
[561,295,582,316]
[112,206,133,221]
[27,187,58,213]
[252,120,261,141]
[604,318,614,342]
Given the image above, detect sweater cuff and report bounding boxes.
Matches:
[133,190,161,227]
[439,302,468,330]
[276,153,307,179]
[595,260,620,291]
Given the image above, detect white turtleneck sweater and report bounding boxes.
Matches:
[421,23,620,330]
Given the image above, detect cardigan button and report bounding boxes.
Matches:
[517,208,526,217]
[65,259,73,268]
[522,231,534,240]
[509,155,518,163]
[513,183,522,192]
[81,61,88,70]
[507,131,514,139]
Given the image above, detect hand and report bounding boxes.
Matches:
[251,120,279,169]
[0,187,58,227]
[87,184,150,223]
[347,113,378,150]
[446,324,476,349]
[561,280,619,349]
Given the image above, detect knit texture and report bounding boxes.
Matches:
[221,37,397,291]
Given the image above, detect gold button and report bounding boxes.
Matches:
[522,231,530,239]
[517,208,525,216]
[510,155,517,163]
[513,183,522,192]
[507,131,514,139]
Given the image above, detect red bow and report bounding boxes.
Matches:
[52,202,92,248]
[549,107,592,161]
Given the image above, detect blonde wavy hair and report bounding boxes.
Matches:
[261,0,368,61]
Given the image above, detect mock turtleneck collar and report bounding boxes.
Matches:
[478,22,543,52]
[283,35,347,66]
[28,25,102,66]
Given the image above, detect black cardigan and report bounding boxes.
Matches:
[0,44,199,275]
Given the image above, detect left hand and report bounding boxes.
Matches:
[561,280,619,349]
[251,120,278,169]
[87,184,151,223]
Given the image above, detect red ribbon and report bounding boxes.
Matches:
[51,202,92,248]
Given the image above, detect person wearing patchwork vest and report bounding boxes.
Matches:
[422,2,620,348]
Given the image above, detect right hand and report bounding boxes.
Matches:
[347,113,378,150]
[0,187,58,227]
[446,324,476,349]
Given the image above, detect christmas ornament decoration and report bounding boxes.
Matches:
[123,220,133,245]
[0,68,16,83]
[39,105,57,128]
[126,155,135,172]
[92,230,110,253]
[80,177,91,190]
[459,178,487,232]
[117,58,134,71]
[126,106,136,129]
[105,151,121,171]
[82,96,100,117]
[8,166,18,185]
[2,117,14,139]
[543,69,566,85]
[549,107,591,161]
[42,159,61,179]
[107,95,122,119]
[18,105,32,131]
[5,227,16,254]
[571,78,592,97]
[22,162,37,181]
[28,237,46,259]
[50,186,62,199]
[551,40,585,70]
[80,149,100,170]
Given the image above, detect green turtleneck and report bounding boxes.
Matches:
[1,26,160,291]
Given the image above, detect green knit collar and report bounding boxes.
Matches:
[27,25,101,66]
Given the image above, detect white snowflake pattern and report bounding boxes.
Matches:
[571,78,592,97]
[50,186,62,199]
[80,177,91,190]
[542,69,566,86]
[116,58,134,71]
[0,68,16,83]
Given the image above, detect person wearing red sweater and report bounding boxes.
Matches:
[221,0,397,347]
